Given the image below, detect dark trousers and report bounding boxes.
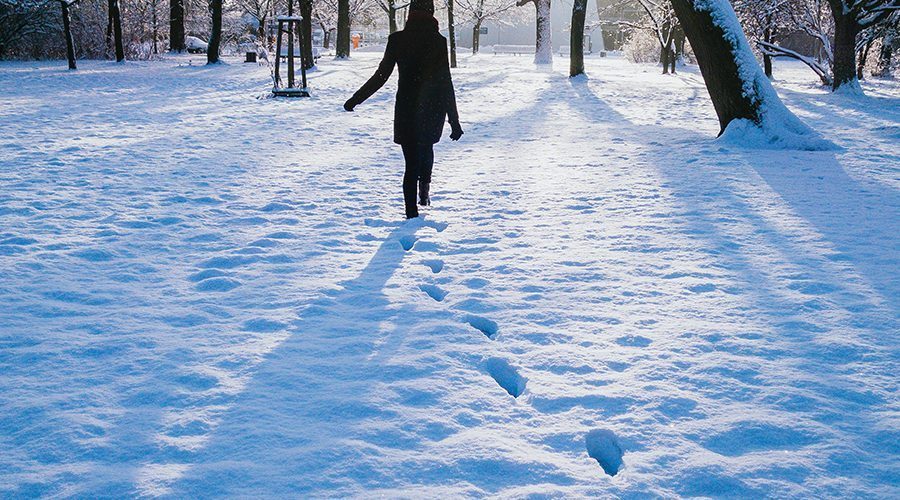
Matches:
[401,142,434,218]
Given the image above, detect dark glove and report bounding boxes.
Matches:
[343,98,357,112]
[450,123,464,141]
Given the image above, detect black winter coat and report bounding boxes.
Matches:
[349,18,460,145]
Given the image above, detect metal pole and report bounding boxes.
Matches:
[274,20,283,87]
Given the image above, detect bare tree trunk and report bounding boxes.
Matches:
[336,0,350,57]
[152,0,159,55]
[257,16,266,41]
[877,31,894,77]
[170,0,185,52]
[661,42,669,73]
[472,21,481,54]
[388,0,398,34]
[108,0,125,62]
[106,3,114,56]
[763,21,772,77]
[447,0,457,67]
[857,38,872,79]
[319,23,331,49]
[569,0,586,76]
[299,0,315,69]
[60,0,77,69]
[830,8,860,91]
[669,44,676,72]
[207,0,223,64]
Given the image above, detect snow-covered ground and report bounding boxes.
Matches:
[0,53,898,497]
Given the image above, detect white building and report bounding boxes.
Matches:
[451,0,607,54]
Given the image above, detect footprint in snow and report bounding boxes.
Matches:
[399,235,417,251]
[464,314,498,339]
[425,220,449,233]
[585,429,624,476]
[419,284,448,302]
[422,259,444,273]
[485,357,527,398]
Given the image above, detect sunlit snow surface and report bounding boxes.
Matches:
[1,54,898,497]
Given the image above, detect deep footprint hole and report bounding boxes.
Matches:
[465,314,498,339]
[485,357,527,398]
[399,235,417,251]
[585,429,624,477]
[422,259,444,274]
[419,284,448,302]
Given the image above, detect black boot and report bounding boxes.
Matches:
[419,180,430,206]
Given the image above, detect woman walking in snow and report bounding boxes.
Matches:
[343,0,463,219]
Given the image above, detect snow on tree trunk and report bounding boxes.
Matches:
[336,0,350,58]
[670,0,834,150]
[534,0,552,64]
[570,0,587,76]
[473,22,481,54]
[831,10,861,92]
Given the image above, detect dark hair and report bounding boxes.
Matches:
[409,0,434,12]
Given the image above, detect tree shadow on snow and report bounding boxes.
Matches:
[740,150,900,312]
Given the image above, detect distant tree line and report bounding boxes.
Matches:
[0,0,383,62]
[600,0,898,88]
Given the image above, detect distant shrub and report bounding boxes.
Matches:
[623,29,659,64]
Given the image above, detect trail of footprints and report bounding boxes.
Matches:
[401,219,624,477]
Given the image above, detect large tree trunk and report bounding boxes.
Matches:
[207,0,222,64]
[447,0,457,67]
[533,0,551,64]
[669,0,761,132]
[108,0,125,62]
[763,22,772,77]
[299,0,315,69]
[60,0,77,69]
[170,0,185,52]
[830,8,860,91]
[569,0,586,76]
[472,21,481,54]
[336,0,350,58]
[669,0,829,151]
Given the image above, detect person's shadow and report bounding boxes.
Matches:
[161,218,439,495]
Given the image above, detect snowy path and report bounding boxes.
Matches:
[1,55,898,497]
